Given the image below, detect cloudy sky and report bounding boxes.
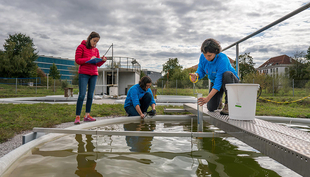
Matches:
[1,0,310,72]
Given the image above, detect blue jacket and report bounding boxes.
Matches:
[196,53,239,91]
[124,84,156,108]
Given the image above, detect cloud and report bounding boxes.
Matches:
[0,0,309,72]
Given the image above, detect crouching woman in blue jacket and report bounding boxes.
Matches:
[189,38,239,115]
[124,76,156,119]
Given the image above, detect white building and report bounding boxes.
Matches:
[257,55,295,77]
[142,69,162,84]
[95,56,141,96]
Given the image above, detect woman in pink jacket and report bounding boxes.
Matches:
[74,31,107,124]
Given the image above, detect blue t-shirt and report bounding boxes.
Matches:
[124,84,156,108]
[196,52,239,91]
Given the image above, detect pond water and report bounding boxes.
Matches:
[3,120,303,177]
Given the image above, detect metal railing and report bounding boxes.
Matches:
[102,56,141,72]
[222,2,310,77]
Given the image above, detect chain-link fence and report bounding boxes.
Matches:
[1,77,309,99]
[247,78,310,97]
[0,77,75,97]
[154,78,310,98]
[155,78,209,96]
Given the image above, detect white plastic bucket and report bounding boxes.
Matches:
[225,84,260,120]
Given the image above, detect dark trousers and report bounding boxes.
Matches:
[207,71,239,111]
[125,92,152,116]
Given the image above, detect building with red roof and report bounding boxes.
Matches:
[257,55,295,76]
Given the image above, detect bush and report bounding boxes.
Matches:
[61,80,70,90]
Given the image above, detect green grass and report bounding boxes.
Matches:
[0,104,189,143]
[256,101,310,118]
[1,85,310,144]
[1,100,310,144]
[0,84,79,98]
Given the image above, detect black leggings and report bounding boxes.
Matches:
[207,71,239,111]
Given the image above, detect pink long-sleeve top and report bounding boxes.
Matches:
[75,40,106,76]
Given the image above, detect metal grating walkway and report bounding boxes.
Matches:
[184,103,310,177]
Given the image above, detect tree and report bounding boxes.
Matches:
[162,58,183,80]
[0,33,38,78]
[288,51,309,83]
[306,46,310,61]
[235,53,256,81]
[49,63,61,79]
[69,63,79,85]
[140,70,146,79]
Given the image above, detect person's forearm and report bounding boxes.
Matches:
[151,104,155,110]
[135,105,143,116]
[206,88,218,101]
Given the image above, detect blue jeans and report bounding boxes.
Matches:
[76,74,97,116]
[125,92,152,116]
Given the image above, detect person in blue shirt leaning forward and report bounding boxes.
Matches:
[124,76,156,119]
[189,38,239,115]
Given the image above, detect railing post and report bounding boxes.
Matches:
[36,77,37,94]
[273,77,274,97]
[162,80,163,95]
[47,74,49,90]
[197,93,203,132]
[293,79,294,96]
[176,80,177,95]
[236,43,239,77]
[16,78,17,94]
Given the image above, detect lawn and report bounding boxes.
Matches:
[1,85,310,144]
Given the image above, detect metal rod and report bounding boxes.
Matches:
[222,2,310,51]
[47,74,49,90]
[196,93,203,132]
[33,128,227,137]
[176,79,177,95]
[103,44,113,56]
[236,43,239,77]
[111,43,114,86]
[293,79,295,96]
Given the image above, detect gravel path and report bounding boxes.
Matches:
[0,116,115,158]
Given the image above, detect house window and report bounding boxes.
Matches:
[276,68,278,73]
[270,69,272,73]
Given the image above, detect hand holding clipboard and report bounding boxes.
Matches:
[86,56,107,64]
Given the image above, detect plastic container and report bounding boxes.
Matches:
[225,84,260,120]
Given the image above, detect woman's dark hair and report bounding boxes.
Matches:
[139,76,152,90]
[201,38,222,54]
[86,31,100,49]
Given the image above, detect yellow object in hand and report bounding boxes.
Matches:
[189,74,198,83]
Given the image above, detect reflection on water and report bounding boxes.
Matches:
[75,134,103,177]
[124,122,155,152]
[2,121,302,177]
[197,137,282,177]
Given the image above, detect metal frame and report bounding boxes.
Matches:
[32,128,228,138]
[222,2,310,77]
[184,103,310,177]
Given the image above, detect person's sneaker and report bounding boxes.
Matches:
[84,115,96,122]
[74,116,81,124]
[220,104,229,115]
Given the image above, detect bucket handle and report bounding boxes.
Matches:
[257,85,262,100]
